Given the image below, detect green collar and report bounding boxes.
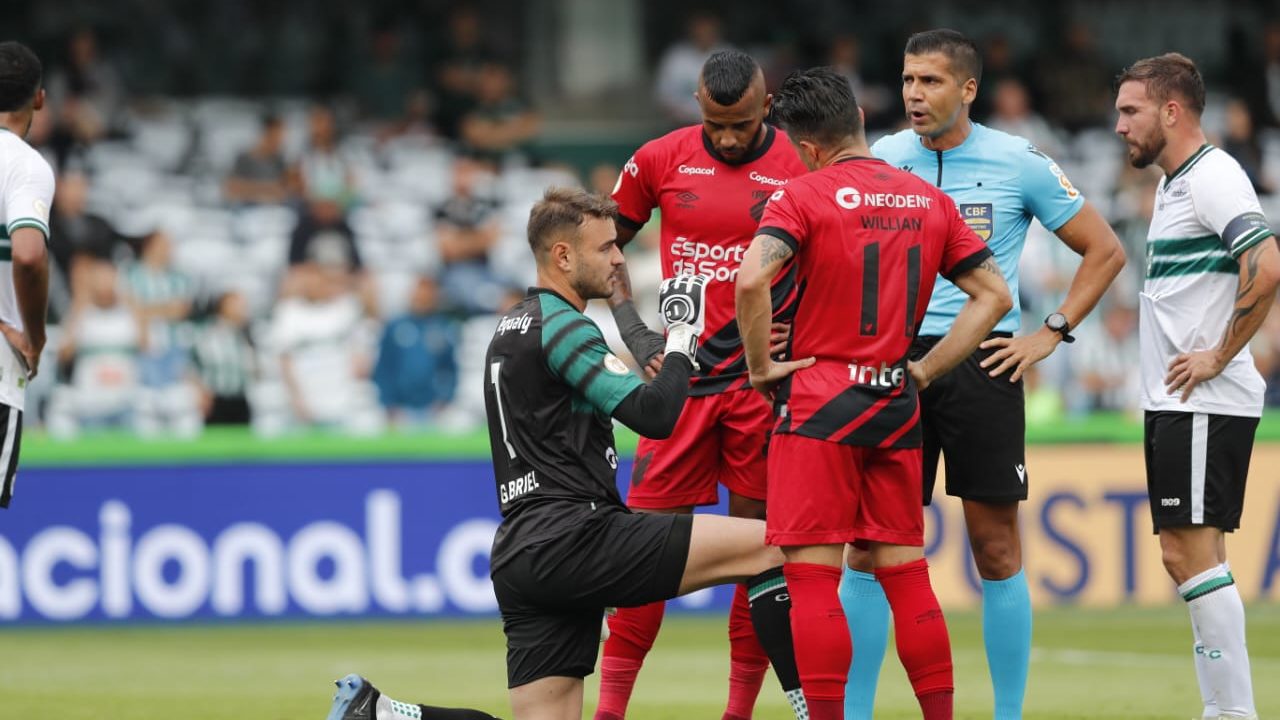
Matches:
[1166,143,1212,183]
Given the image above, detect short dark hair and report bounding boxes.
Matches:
[0,41,42,112]
[527,187,618,256]
[770,67,862,147]
[904,29,982,86]
[1116,52,1205,115]
[700,50,760,106]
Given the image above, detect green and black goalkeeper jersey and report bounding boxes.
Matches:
[485,288,645,570]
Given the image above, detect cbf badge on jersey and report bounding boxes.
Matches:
[960,203,993,242]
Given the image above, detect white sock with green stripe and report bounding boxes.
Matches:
[1192,612,1218,719]
[1179,564,1254,719]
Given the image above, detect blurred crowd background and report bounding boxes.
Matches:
[11,0,1280,439]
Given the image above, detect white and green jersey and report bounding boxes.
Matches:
[1140,144,1274,417]
[0,129,54,410]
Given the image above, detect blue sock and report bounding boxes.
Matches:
[838,565,890,720]
[982,569,1032,720]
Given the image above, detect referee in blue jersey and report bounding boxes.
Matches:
[840,30,1127,720]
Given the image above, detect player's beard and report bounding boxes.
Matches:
[1126,130,1166,169]
[572,261,614,301]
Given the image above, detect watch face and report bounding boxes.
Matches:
[1046,313,1067,331]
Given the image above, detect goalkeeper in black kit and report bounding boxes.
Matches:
[323,187,808,720]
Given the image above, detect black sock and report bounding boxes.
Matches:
[746,565,801,694]
[417,706,501,720]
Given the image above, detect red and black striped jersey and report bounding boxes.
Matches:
[613,124,809,395]
[757,157,991,448]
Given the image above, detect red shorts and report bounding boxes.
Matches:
[765,433,924,547]
[626,388,770,509]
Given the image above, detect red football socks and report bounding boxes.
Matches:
[876,558,954,720]
[594,601,666,720]
[722,583,769,720]
[782,562,849,720]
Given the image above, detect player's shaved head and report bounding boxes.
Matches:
[700,50,762,106]
[697,50,771,163]
[771,66,863,149]
[0,41,42,112]
[904,29,982,86]
[527,187,619,258]
[1116,52,1205,116]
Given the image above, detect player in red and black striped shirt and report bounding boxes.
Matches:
[600,50,810,720]
[737,68,1012,720]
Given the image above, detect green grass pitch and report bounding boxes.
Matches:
[2,605,1277,719]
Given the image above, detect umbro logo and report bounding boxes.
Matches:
[676,191,699,203]
[1015,464,1026,484]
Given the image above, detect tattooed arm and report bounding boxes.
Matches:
[1166,238,1280,402]
[736,233,814,401]
[910,254,1014,390]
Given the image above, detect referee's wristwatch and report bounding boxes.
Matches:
[1044,312,1075,343]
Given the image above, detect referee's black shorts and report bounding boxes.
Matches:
[490,505,693,688]
[911,334,1027,505]
[0,403,25,508]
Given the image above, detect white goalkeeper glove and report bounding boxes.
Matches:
[658,273,709,370]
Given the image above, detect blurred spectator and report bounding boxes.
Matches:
[48,171,122,308]
[588,162,622,197]
[271,262,382,433]
[124,231,202,438]
[435,156,519,315]
[293,105,356,207]
[973,33,1023,121]
[1223,24,1272,129]
[827,34,890,127]
[285,106,373,313]
[193,291,256,425]
[1035,23,1112,133]
[347,25,422,125]
[756,38,801,97]
[125,231,194,389]
[430,5,491,140]
[654,11,726,126]
[285,200,378,316]
[223,113,293,206]
[1265,23,1280,126]
[459,62,541,163]
[288,200,361,271]
[1109,165,1162,299]
[987,78,1063,158]
[45,28,126,156]
[1221,97,1273,195]
[372,276,459,426]
[1071,300,1140,415]
[49,262,144,437]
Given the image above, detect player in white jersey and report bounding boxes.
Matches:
[0,41,54,508]
[1115,53,1278,720]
